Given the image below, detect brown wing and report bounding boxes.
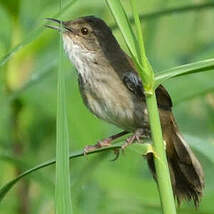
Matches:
[122,71,172,111]
[123,54,172,111]
[155,85,172,110]
[122,72,145,98]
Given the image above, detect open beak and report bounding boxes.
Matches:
[45,18,73,33]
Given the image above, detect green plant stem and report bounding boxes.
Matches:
[130,0,154,92]
[145,93,176,214]
[55,14,72,214]
[0,141,151,202]
[129,2,176,212]
[130,0,146,65]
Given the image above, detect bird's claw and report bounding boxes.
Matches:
[121,135,140,151]
[83,138,112,156]
[83,145,98,155]
[110,148,120,161]
[121,129,145,152]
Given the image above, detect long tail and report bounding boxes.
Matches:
[147,111,204,207]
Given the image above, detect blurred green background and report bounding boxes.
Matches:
[1,0,214,213]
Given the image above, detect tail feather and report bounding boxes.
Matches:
[147,112,204,207]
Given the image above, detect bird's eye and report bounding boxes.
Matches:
[81,27,89,35]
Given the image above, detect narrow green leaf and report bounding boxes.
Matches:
[55,13,72,214]
[130,0,154,91]
[155,58,214,87]
[130,0,146,64]
[105,0,143,73]
[105,0,152,92]
[105,0,138,59]
[107,1,177,213]
[0,142,151,202]
[1,136,212,203]
[0,156,56,203]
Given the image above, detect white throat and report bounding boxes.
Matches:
[63,35,97,83]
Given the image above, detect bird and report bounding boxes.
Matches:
[46,16,204,206]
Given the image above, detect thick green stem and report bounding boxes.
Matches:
[128,1,177,212]
[146,93,176,214]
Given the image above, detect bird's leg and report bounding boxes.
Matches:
[121,128,150,150]
[84,130,129,155]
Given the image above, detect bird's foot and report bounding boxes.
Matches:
[83,131,129,156]
[121,128,146,151]
[83,138,112,155]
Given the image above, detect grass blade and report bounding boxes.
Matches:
[0,142,151,202]
[130,0,154,91]
[130,0,146,63]
[0,150,81,203]
[155,58,214,87]
[105,0,152,91]
[106,1,177,213]
[105,0,139,59]
[55,9,72,213]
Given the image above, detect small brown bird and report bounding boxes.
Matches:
[46,16,204,206]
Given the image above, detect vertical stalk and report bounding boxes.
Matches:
[106,0,177,209]
[55,0,73,213]
[145,94,176,214]
[130,1,177,213]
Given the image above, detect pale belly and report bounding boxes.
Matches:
[79,79,149,132]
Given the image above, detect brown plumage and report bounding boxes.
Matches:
[148,107,204,206]
[46,16,205,206]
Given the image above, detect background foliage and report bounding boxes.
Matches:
[0,0,214,214]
